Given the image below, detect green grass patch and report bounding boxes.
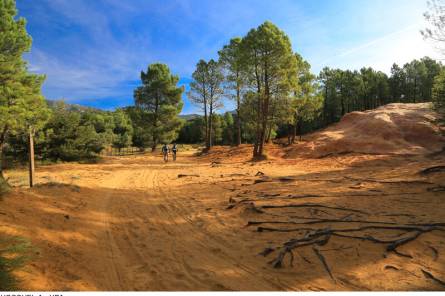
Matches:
[0,236,33,291]
[35,181,81,192]
[0,175,10,197]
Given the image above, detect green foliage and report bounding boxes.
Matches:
[41,102,102,161]
[177,117,205,144]
[0,174,9,196]
[112,109,133,150]
[188,59,225,149]
[432,69,445,115]
[240,21,297,156]
[319,57,444,128]
[0,236,32,291]
[134,63,184,151]
[0,0,50,182]
[219,37,244,145]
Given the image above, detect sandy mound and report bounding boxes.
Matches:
[284,103,445,158]
[197,144,286,163]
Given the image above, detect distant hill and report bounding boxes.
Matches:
[46,100,103,113]
[46,100,233,120]
[179,114,201,120]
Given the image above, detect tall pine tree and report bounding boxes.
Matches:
[134,63,184,151]
[0,0,50,187]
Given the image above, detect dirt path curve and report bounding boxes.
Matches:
[1,153,287,290]
[68,155,285,291]
[4,152,444,291]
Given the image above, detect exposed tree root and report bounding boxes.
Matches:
[421,269,445,287]
[262,224,445,268]
[344,176,433,185]
[253,178,272,184]
[429,246,439,261]
[313,247,335,282]
[428,186,445,192]
[419,166,445,175]
[246,218,403,227]
[268,229,331,268]
[259,203,368,214]
[177,174,200,178]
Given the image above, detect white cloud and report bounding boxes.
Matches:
[329,26,440,73]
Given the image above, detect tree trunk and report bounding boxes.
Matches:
[298,120,302,141]
[151,91,160,152]
[0,126,8,184]
[266,123,272,143]
[28,130,35,188]
[204,97,209,150]
[291,124,297,143]
[208,105,213,149]
[236,85,241,146]
[287,125,292,145]
[0,143,5,183]
[253,61,262,158]
[151,135,158,152]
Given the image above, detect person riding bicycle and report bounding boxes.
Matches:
[162,143,170,162]
[172,143,177,161]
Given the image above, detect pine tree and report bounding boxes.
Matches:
[240,21,297,158]
[134,63,184,151]
[188,59,224,150]
[0,0,50,185]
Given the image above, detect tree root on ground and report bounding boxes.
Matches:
[344,176,433,185]
[259,203,368,214]
[419,166,445,175]
[421,269,445,287]
[313,247,335,282]
[259,224,445,269]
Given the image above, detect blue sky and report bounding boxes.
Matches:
[18,0,441,114]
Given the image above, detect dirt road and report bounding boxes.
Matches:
[1,151,445,290]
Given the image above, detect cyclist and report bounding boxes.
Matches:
[162,143,170,162]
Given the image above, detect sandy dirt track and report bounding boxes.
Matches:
[1,150,445,291]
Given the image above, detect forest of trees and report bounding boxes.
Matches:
[1,0,444,184]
